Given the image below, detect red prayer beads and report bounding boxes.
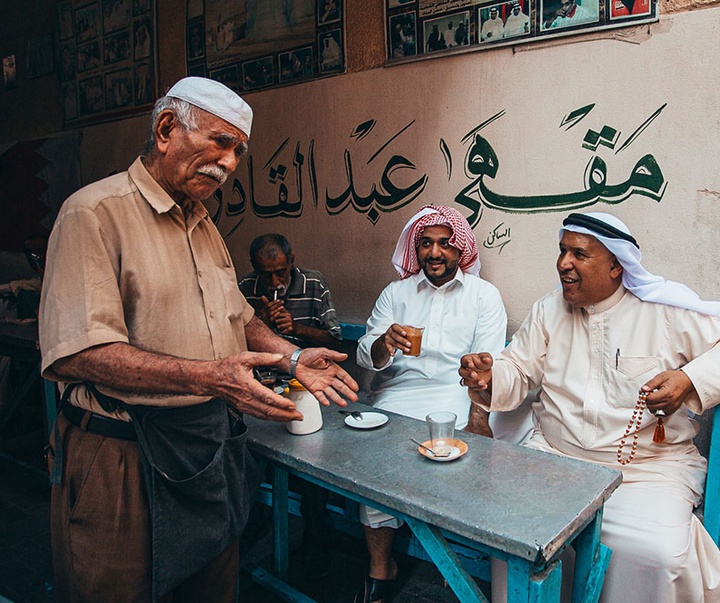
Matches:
[616,392,647,466]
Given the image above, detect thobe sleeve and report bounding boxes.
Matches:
[356,283,395,371]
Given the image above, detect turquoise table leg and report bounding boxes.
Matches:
[508,556,562,603]
[570,509,611,603]
[272,466,290,580]
[405,517,489,603]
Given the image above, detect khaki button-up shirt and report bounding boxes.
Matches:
[40,157,254,415]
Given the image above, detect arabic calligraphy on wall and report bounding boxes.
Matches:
[386,0,657,64]
[210,103,668,256]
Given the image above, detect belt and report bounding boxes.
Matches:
[62,403,137,441]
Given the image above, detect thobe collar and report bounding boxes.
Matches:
[414,268,465,293]
[584,284,626,315]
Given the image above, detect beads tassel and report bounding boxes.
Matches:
[653,416,665,444]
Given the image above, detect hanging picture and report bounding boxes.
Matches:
[57,0,157,126]
[187,0,345,92]
[386,0,657,62]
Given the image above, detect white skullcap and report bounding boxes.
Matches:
[561,212,720,318]
[166,76,253,137]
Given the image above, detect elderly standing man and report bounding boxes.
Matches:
[354,205,522,603]
[460,212,720,603]
[39,76,358,603]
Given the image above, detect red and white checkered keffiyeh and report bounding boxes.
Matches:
[391,205,481,279]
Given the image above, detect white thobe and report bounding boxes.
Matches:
[485,285,720,603]
[503,12,530,37]
[357,270,507,429]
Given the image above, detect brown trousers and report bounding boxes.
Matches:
[50,414,240,603]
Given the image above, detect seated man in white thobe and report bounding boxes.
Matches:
[460,212,720,603]
[354,204,532,603]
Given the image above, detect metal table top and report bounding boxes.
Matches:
[246,402,621,564]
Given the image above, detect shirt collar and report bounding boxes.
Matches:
[414,268,465,292]
[128,156,209,221]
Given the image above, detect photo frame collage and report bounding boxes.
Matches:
[386,0,656,62]
[186,0,345,95]
[56,0,156,125]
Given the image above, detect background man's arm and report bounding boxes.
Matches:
[268,302,340,348]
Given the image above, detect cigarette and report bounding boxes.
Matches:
[273,290,278,301]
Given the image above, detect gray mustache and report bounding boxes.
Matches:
[197,165,228,185]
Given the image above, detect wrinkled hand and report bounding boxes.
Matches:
[271,305,295,334]
[459,353,494,391]
[214,351,303,421]
[295,348,359,407]
[641,370,694,417]
[257,296,276,325]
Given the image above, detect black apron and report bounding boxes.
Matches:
[55,386,261,601]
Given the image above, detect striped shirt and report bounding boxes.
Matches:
[238,266,342,347]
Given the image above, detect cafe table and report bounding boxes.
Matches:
[245,402,622,603]
[0,319,57,438]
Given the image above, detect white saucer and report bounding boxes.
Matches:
[417,439,468,462]
[344,412,389,430]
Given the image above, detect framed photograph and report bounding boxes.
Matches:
[133,18,152,60]
[242,56,274,90]
[105,68,133,109]
[2,55,17,90]
[317,0,341,25]
[209,64,240,92]
[104,30,131,65]
[423,12,470,52]
[388,0,415,7]
[74,3,100,43]
[502,0,531,39]
[134,61,153,104]
[59,43,76,81]
[103,0,132,35]
[187,18,205,61]
[609,0,651,19]
[26,34,55,79]
[279,46,314,82]
[389,11,417,59]
[132,0,151,16]
[187,60,207,78]
[77,41,102,73]
[478,5,505,42]
[57,1,75,40]
[61,81,79,120]
[78,74,105,115]
[318,29,343,74]
[540,0,598,31]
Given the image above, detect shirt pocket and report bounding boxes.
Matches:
[607,356,660,409]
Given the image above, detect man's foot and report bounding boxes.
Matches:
[352,575,397,603]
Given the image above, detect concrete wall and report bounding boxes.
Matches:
[207,8,720,332]
[2,1,719,334]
